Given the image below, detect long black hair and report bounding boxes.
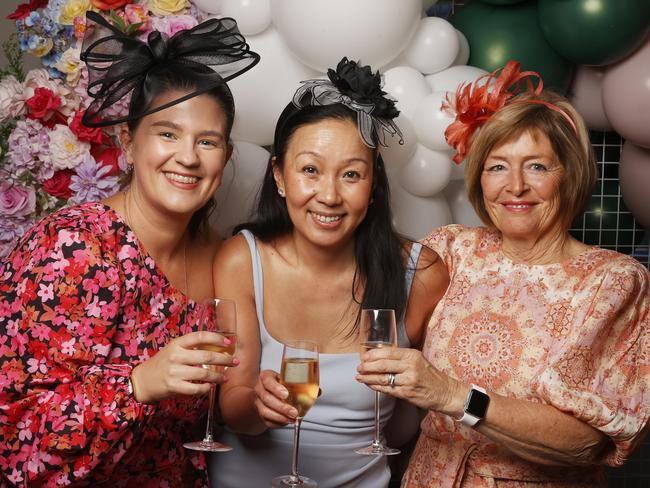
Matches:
[126,67,236,240]
[236,101,407,326]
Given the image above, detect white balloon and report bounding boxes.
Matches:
[382,66,430,118]
[451,29,470,67]
[212,141,269,237]
[399,144,452,197]
[270,0,420,72]
[221,0,271,35]
[229,27,320,146]
[380,113,417,170]
[568,66,613,132]
[388,168,452,240]
[192,0,222,14]
[403,17,459,75]
[443,179,483,227]
[425,64,488,93]
[412,91,455,152]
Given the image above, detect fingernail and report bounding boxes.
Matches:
[232,357,240,366]
[280,388,289,398]
[290,408,298,418]
[224,337,232,345]
[222,375,229,383]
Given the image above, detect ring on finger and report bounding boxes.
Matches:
[388,373,396,388]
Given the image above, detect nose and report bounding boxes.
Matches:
[316,175,342,206]
[506,168,528,196]
[175,138,199,167]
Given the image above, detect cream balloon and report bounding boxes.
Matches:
[380,113,417,170]
[452,29,470,66]
[443,179,483,227]
[388,168,452,240]
[229,27,320,146]
[270,0,421,72]
[382,66,431,119]
[212,141,270,237]
[568,66,612,132]
[403,17,459,75]
[191,0,222,14]
[412,91,455,152]
[399,144,452,197]
[221,0,271,35]
[425,64,488,93]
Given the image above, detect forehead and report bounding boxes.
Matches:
[287,118,372,156]
[140,90,227,127]
[487,128,556,158]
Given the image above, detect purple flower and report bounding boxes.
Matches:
[0,181,36,218]
[0,214,32,259]
[7,119,48,174]
[69,156,120,204]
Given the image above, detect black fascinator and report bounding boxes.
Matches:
[292,57,402,148]
[80,11,260,127]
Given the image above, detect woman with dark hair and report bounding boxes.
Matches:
[209,58,449,487]
[0,12,258,486]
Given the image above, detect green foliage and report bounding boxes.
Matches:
[0,34,25,82]
[109,10,145,36]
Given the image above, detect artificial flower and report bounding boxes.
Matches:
[69,110,104,144]
[147,0,190,17]
[150,14,197,37]
[26,87,62,122]
[55,46,83,86]
[91,146,122,176]
[0,181,36,218]
[43,169,74,199]
[69,155,120,204]
[124,4,150,30]
[48,124,92,171]
[59,0,93,25]
[0,76,27,123]
[90,0,128,11]
[6,0,48,21]
[6,118,48,174]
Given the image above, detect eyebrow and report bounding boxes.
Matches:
[295,150,370,165]
[150,120,224,138]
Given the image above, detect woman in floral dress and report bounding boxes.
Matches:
[0,13,258,487]
[357,63,649,487]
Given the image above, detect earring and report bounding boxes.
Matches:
[278,188,285,197]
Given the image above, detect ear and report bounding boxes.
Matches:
[119,126,134,166]
[271,156,285,192]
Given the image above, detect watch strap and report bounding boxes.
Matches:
[457,384,487,427]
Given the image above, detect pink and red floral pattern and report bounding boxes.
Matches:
[403,225,650,488]
[0,203,209,487]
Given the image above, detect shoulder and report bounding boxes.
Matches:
[213,233,256,285]
[419,224,488,251]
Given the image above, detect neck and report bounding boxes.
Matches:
[123,187,189,263]
[500,227,581,265]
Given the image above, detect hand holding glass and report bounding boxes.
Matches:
[183,298,236,452]
[271,340,320,488]
[356,308,400,456]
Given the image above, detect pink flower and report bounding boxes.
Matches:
[150,14,197,37]
[0,76,26,123]
[0,181,36,217]
[124,4,151,30]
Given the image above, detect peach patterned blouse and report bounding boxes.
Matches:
[403,225,650,488]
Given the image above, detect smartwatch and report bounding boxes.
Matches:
[456,384,490,427]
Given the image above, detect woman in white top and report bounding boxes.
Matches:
[209,58,449,487]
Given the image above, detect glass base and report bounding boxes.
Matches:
[355,443,400,456]
[271,475,318,487]
[183,440,232,452]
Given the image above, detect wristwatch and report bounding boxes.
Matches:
[456,384,490,427]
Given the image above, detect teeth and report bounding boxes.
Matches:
[166,173,198,184]
[508,205,529,209]
[311,212,341,223]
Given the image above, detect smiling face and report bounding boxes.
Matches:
[480,129,564,241]
[122,89,232,221]
[273,117,374,250]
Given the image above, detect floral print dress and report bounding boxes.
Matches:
[0,203,210,487]
[403,225,650,488]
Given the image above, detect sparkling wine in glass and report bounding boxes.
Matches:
[183,298,236,452]
[271,340,320,488]
[356,308,400,456]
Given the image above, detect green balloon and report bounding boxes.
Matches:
[539,0,650,66]
[450,1,574,93]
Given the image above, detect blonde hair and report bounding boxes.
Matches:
[464,90,597,230]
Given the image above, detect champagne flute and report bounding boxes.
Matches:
[271,340,320,488]
[183,298,237,452]
[356,308,400,456]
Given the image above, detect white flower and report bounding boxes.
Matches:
[55,47,83,86]
[48,124,91,171]
[0,76,26,123]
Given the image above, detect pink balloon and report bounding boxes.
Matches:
[568,66,612,132]
[619,141,650,230]
[602,35,650,147]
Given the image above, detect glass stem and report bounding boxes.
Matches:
[373,390,381,446]
[203,383,217,443]
[289,418,303,482]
